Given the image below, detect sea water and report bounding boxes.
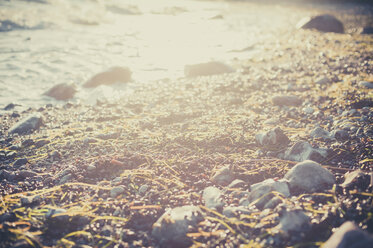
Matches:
[0,0,289,110]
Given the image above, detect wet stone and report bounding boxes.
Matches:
[83,66,132,88]
[184,61,234,77]
[284,160,335,194]
[297,14,344,33]
[358,81,373,89]
[44,83,77,100]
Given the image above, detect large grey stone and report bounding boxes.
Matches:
[297,14,344,33]
[8,114,43,135]
[184,61,234,77]
[256,127,290,148]
[83,67,132,88]
[284,141,327,162]
[202,186,224,210]
[284,160,335,194]
[152,205,204,247]
[322,221,373,248]
[272,95,302,106]
[44,83,77,100]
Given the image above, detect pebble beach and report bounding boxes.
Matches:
[1,0,373,247]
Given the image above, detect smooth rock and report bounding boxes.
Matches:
[275,209,310,235]
[184,61,234,77]
[284,141,327,162]
[44,83,77,100]
[248,179,290,209]
[211,166,234,186]
[272,95,302,106]
[110,186,125,198]
[35,139,50,148]
[4,103,16,111]
[202,186,224,210]
[83,67,132,88]
[297,14,344,33]
[8,114,43,135]
[303,107,314,115]
[284,160,335,194]
[256,127,290,148]
[152,205,204,247]
[17,170,37,179]
[359,81,373,89]
[310,127,331,140]
[322,221,373,248]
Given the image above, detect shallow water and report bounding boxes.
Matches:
[0,0,302,110]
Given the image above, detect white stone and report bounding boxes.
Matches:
[202,186,224,210]
[284,160,335,194]
[152,205,204,247]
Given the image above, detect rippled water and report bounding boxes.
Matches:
[0,0,299,109]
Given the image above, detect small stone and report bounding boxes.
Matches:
[211,166,234,186]
[341,170,370,189]
[272,95,302,106]
[110,186,125,198]
[44,83,77,100]
[297,14,344,33]
[284,160,335,194]
[83,67,132,88]
[152,205,204,247]
[315,77,330,85]
[310,127,331,140]
[8,113,43,135]
[322,221,373,248]
[303,106,314,115]
[184,61,234,77]
[0,169,15,181]
[248,178,290,209]
[4,103,16,111]
[284,141,327,162]
[21,139,34,147]
[35,139,50,148]
[256,127,290,148]
[87,164,96,171]
[275,209,310,235]
[227,179,246,188]
[21,195,41,205]
[359,81,373,89]
[138,184,149,195]
[202,186,224,210]
[13,158,28,168]
[59,174,73,184]
[330,129,349,141]
[222,206,251,218]
[49,151,62,161]
[17,170,38,179]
